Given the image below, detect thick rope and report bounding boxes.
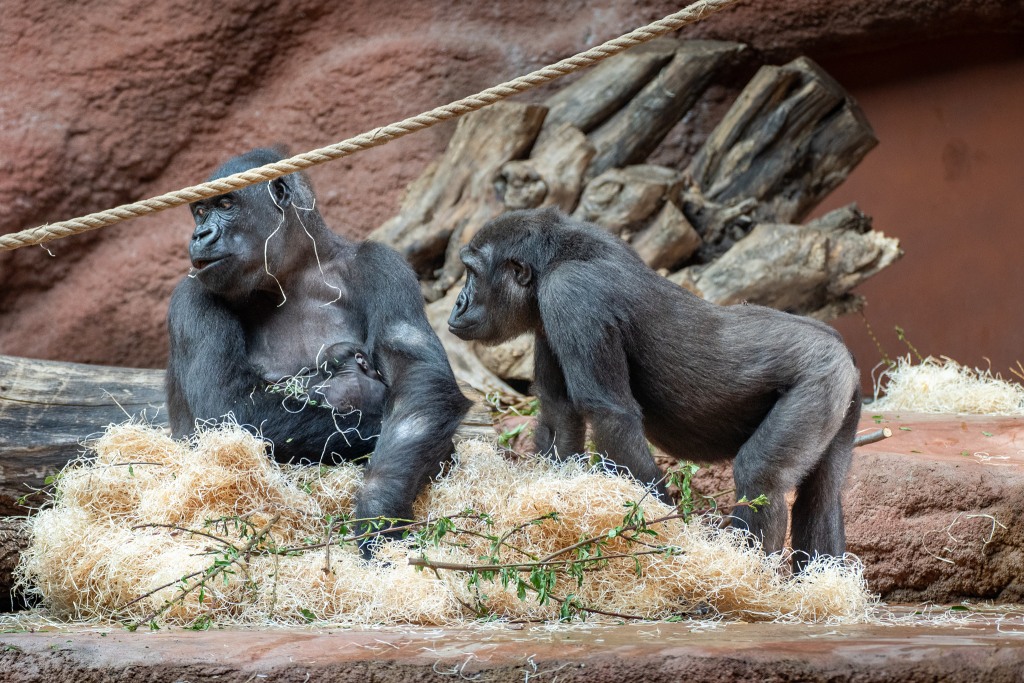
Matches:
[0,0,739,252]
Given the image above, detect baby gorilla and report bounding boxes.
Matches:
[447,208,861,569]
[316,341,388,422]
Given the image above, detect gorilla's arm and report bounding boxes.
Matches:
[532,335,586,459]
[538,265,668,497]
[165,277,378,462]
[351,243,471,542]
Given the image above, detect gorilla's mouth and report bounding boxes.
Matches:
[447,321,477,338]
[193,256,226,271]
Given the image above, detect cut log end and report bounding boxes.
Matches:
[854,427,894,448]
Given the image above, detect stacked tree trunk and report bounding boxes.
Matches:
[370,40,901,396]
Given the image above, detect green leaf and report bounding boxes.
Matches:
[872,415,884,424]
[899,427,912,432]
[498,422,527,447]
[186,615,212,631]
[299,607,316,623]
[948,605,970,612]
[982,431,993,437]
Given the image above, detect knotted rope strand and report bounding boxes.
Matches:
[0,0,739,252]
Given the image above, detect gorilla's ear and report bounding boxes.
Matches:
[509,259,532,287]
[270,177,292,208]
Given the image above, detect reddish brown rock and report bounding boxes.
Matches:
[849,412,1024,602]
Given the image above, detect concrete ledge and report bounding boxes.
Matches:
[3,618,1024,682]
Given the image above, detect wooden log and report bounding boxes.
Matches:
[0,516,28,609]
[671,222,828,310]
[585,40,746,181]
[536,39,677,145]
[368,103,547,276]
[452,385,498,443]
[686,56,878,230]
[572,165,682,236]
[676,191,758,259]
[496,124,595,212]
[419,105,567,301]
[423,40,741,300]
[473,334,535,383]
[668,205,901,318]
[0,355,165,514]
[854,427,893,448]
[820,207,905,299]
[806,202,873,233]
[629,200,702,270]
[0,354,501,515]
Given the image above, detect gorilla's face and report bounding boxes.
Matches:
[448,240,536,345]
[188,180,291,301]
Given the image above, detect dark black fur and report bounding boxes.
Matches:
[167,149,471,554]
[315,341,388,420]
[448,208,860,567]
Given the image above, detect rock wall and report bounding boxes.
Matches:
[0,0,1021,368]
[820,36,1024,386]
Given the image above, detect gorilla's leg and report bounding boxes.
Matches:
[731,373,856,556]
[590,407,670,501]
[790,394,859,569]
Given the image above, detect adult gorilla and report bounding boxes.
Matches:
[166,149,470,545]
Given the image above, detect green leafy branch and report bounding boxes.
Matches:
[117,478,769,627]
[122,512,281,631]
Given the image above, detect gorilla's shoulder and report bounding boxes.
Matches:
[168,275,214,317]
[353,240,418,282]
[350,239,422,307]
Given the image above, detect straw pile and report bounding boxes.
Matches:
[873,356,1024,415]
[17,422,873,626]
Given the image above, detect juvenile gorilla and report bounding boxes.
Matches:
[167,149,471,547]
[448,208,860,566]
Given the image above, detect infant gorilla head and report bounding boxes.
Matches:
[317,341,388,419]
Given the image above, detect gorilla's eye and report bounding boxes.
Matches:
[218,198,234,210]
